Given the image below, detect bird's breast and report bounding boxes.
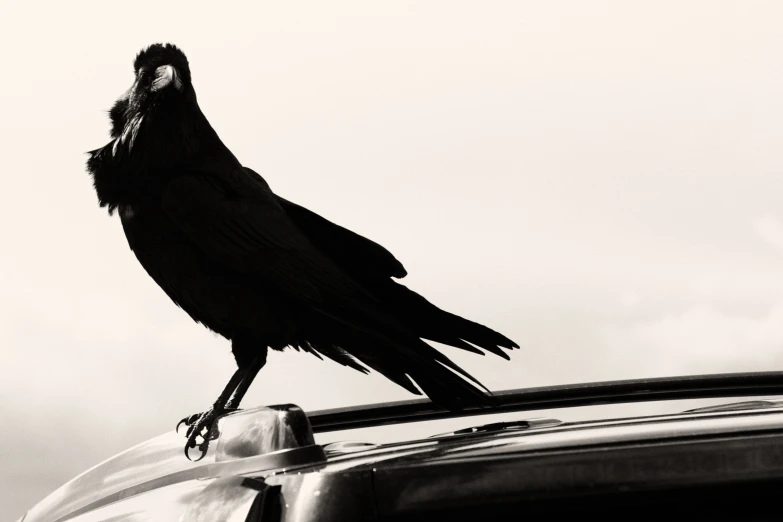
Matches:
[118,204,290,341]
[118,204,136,220]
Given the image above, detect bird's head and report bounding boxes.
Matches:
[108,43,194,140]
[88,43,233,214]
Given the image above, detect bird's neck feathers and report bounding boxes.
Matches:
[87,98,237,215]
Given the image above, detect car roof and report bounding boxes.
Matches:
[21,371,783,522]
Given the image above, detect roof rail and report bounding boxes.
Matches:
[307,371,783,433]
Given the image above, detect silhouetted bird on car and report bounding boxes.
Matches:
[87,43,519,460]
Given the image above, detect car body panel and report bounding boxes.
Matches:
[21,399,783,522]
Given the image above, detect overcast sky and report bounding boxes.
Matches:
[4,1,783,520]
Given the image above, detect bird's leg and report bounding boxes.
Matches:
[225,353,266,410]
[176,367,246,461]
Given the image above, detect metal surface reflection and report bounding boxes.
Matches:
[25,431,209,522]
[62,476,265,522]
[23,394,783,522]
[216,404,317,461]
[24,404,325,522]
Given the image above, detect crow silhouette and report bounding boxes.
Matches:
[87,43,518,460]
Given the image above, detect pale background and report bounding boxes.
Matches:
[4,1,783,520]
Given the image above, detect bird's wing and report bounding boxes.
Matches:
[276,196,407,279]
[163,167,492,400]
[242,168,407,282]
[161,168,370,308]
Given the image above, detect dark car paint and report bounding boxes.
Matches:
[19,400,783,522]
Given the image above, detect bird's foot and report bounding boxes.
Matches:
[176,407,238,461]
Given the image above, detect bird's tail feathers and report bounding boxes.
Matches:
[404,346,496,411]
[353,339,495,411]
[381,281,519,359]
[312,304,496,411]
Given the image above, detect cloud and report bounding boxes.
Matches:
[601,303,783,377]
[754,215,783,254]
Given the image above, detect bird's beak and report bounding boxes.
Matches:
[151,65,182,92]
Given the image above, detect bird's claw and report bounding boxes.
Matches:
[177,408,222,461]
[176,407,240,461]
[175,413,201,434]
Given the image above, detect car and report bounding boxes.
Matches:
[17,371,783,522]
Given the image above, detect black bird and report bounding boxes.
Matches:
[87,43,519,459]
